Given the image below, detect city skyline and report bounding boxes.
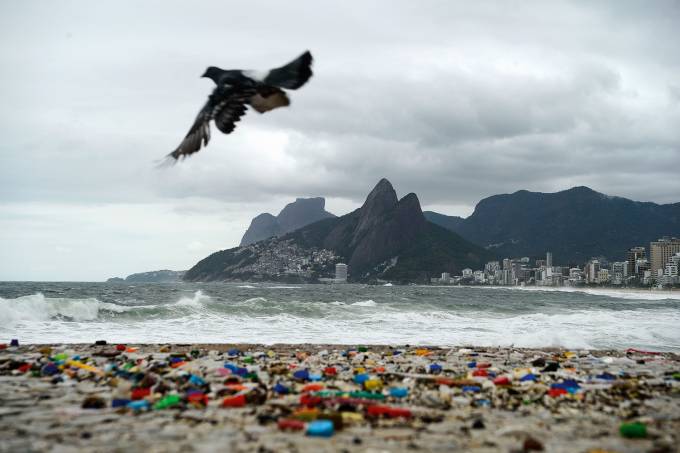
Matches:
[433,237,680,288]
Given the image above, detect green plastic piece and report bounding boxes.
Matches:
[349,391,386,400]
[619,422,647,438]
[313,390,346,398]
[53,353,69,361]
[153,394,181,410]
[672,373,680,380]
[242,356,254,364]
[357,346,368,352]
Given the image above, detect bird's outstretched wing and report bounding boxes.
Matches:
[168,85,256,160]
[249,86,290,113]
[264,50,313,90]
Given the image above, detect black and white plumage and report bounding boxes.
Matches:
[168,51,313,161]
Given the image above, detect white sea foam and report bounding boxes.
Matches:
[456,285,680,301]
[237,285,257,289]
[173,290,211,308]
[3,286,679,350]
[351,300,377,307]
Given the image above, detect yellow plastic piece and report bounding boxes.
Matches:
[341,412,364,424]
[66,360,104,376]
[364,379,383,391]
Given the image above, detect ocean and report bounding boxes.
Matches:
[1,282,679,351]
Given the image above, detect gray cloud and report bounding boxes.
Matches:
[1,1,679,280]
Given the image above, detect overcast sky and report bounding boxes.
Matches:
[1,1,679,281]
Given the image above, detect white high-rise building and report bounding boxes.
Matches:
[650,237,680,278]
[586,260,600,284]
[546,252,553,268]
[335,263,348,282]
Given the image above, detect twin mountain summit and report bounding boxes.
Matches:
[112,179,680,283]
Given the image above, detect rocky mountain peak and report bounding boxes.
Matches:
[355,178,399,238]
[240,197,336,246]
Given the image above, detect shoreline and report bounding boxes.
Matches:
[2,343,679,452]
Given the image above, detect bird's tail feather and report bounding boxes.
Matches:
[264,51,313,90]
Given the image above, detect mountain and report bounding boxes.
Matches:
[423,211,464,231]
[185,179,492,283]
[426,186,680,263]
[107,270,186,283]
[240,197,336,246]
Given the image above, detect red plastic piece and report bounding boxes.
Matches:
[300,394,323,407]
[472,369,488,377]
[493,376,511,386]
[323,367,337,376]
[303,383,324,392]
[366,405,412,418]
[131,388,151,400]
[278,418,306,431]
[188,392,208,405]
[116,344,126,351]
[477,363,491,369]
[17,363,31,373]
[548,388,568,397]
[222,394,246,407]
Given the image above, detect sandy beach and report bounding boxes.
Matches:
[1,343,679,452]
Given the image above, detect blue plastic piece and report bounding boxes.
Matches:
[225,363,248,375]
[551,379,580,393]
[127,400,150,411]
[390,387,409,398]
[429,363,442,373]
[112,398,131,408]
[227,348,240,357]
[520,373,537,382]
[596,372,616,380]
[10,339,19,347]
[41,363,59,376]
[474,398,491,407]
[354,373,369,384]
[462,385,481,393]
[274,383,289,394]
[293,369,310,381]
[467,361,477,368]
[307,419,334,437]
[309,373,322,381]
[189,374,205,386]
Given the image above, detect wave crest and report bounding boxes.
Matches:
[0,293,105,323]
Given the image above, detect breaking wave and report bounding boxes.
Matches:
[0,293,118,323]
[1,283,679,350]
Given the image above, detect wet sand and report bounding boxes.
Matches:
[1,343,679,452]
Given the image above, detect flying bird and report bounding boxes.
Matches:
[167,51,313,161]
